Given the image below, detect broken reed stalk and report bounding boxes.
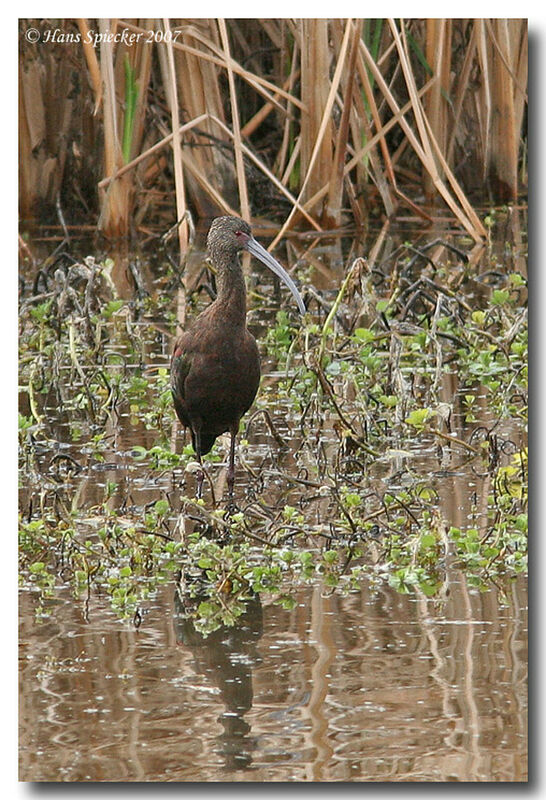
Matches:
[349,19,397,216]
[297,80,438,226]
[151,113,240,218]
[368,21,487,241]
[241,71,299,139]
[209,114,321,232]
[177,22,305,112]
[98,115,208,190]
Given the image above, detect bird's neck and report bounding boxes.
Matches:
[214,265,248,327]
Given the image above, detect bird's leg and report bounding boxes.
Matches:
[227,426,237,510]
[194,428,205,500]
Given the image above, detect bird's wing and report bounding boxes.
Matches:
[171,334,193,424]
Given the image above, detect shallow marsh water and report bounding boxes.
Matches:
[19,214,527,782]
[19,574,527,781]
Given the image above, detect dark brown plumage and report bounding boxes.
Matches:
[171,216,305,501]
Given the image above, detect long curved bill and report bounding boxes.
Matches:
[245,236,306,315]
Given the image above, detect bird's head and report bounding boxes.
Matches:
[207,216,252,260]
[206,216,306,315]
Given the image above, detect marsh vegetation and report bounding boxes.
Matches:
[19,18,527,635]
[19,211,527,634]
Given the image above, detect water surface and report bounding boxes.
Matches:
[19,574,527,781]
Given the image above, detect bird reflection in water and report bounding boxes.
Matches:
[173,581,263,771]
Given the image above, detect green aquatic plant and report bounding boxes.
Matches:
[18,222,527,630]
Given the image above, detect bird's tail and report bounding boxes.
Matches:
[191,431,217,457]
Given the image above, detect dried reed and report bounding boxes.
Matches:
[19,18,528,246]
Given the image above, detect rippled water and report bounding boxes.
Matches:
[19,573,527,782]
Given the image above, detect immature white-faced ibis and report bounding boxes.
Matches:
[171,216,305,501]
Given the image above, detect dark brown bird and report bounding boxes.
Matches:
[171,216,305,501]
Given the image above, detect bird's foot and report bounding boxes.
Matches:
[226,498,240,517]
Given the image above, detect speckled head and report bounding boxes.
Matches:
[206,216,251,264]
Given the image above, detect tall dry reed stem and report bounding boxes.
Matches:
[423,19,451,201]
[487,19,527,200]
[325,20,362,228]
[162,18,188,259]
[172,21,237,218]
[97,19,131,237]
[300,19,334,215]
[218,19,249,221]
[270,19,352,246]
